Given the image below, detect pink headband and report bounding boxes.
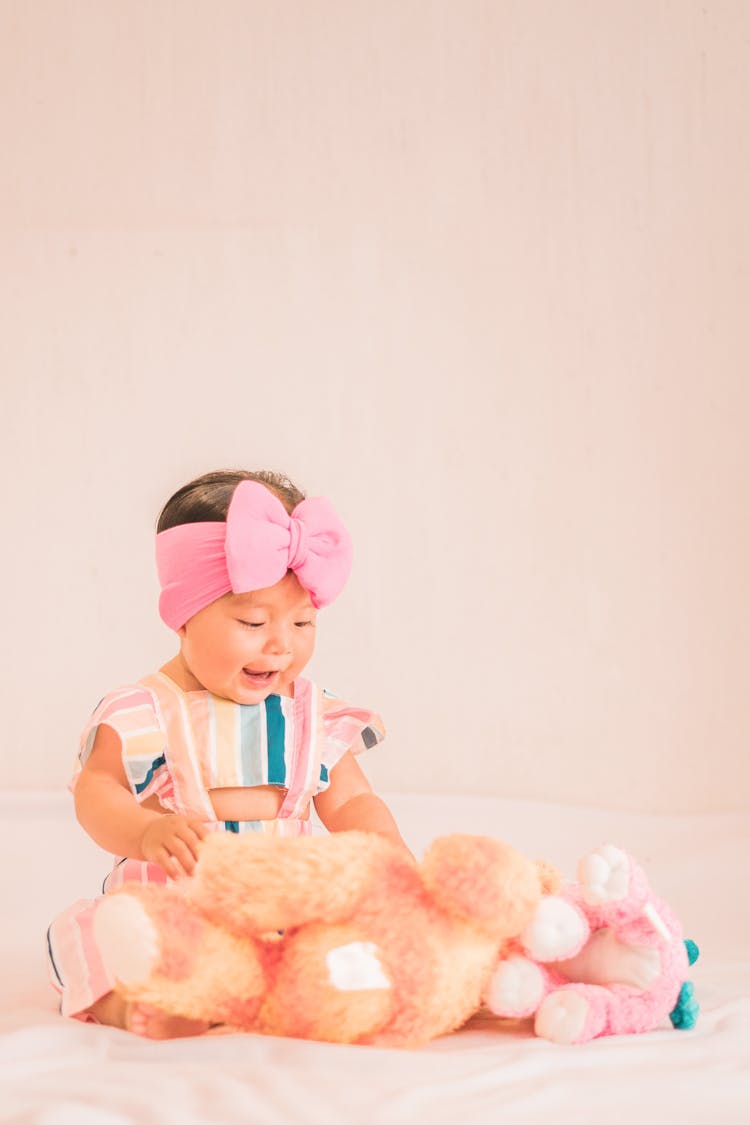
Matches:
[156,480,353,630]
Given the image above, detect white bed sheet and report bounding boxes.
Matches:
[1,792,748,1125]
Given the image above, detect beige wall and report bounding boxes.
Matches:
[2,1,748,812]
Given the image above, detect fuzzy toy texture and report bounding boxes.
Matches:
[93,831,561,1048]
[93,835,697,1047]
[484,844,699,1044]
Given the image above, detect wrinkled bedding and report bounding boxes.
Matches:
[1,791,748,1124]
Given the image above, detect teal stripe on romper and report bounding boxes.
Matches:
[265,695,286,785]
[239,704,265,786]
[134,754,166,794]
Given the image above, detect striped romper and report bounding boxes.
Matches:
[47,670,384,1019]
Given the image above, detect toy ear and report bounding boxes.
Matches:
[421,836,553,940]
[535,860,562,895]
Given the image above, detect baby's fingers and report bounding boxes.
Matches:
[166,834,202,877]
[153,846,188,881]
[176,822,207,866]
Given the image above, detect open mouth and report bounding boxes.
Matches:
[241,668,279,687]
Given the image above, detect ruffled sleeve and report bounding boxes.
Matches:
[319,688,385,775]
[71,684,171,805]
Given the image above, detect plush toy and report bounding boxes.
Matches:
[93,831,563,1048]
[94,834,698,1048]
[484,843,700,1044]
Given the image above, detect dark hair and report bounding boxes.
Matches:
[156,469,306,532]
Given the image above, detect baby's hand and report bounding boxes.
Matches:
[140,813,208,879]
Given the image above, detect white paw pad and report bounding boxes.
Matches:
[93,895,160,985]
[485,956,545,1016]
[325,942,391,992]
[535,990,589,1044]
[521,896,588,960]
[579,845,629,905]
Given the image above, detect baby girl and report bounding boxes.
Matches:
[47,469,407,1037]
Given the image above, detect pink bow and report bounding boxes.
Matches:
[225,481,352,608]
[156,480,353,630]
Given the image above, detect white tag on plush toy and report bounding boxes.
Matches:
[326,942,391,992]
[643,902,672,942]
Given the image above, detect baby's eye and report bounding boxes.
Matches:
[295,620,314,628]
[238,620,265,629]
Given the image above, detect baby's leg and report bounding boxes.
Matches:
[94,887,267,1031]
[85,990,213,1039]
[48,872,215,1039]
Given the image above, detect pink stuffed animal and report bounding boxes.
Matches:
[484,844,699,1044]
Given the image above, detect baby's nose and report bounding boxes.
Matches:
[265,625,291,654]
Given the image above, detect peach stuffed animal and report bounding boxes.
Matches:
[484,844,699,1043]
[93,830,563,1048]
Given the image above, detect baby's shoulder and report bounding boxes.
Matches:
[82,680,162,748]
[318,686,386,765]
[76,680,168,796]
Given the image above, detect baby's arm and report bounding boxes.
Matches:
[313,751,411,855]
[74,724,206,878]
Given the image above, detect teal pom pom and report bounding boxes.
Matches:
[685,939,700,966]
[670,981,699,1029]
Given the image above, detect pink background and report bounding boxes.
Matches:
[2,1,748,812]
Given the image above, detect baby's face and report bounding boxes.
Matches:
[177,570,317,703]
